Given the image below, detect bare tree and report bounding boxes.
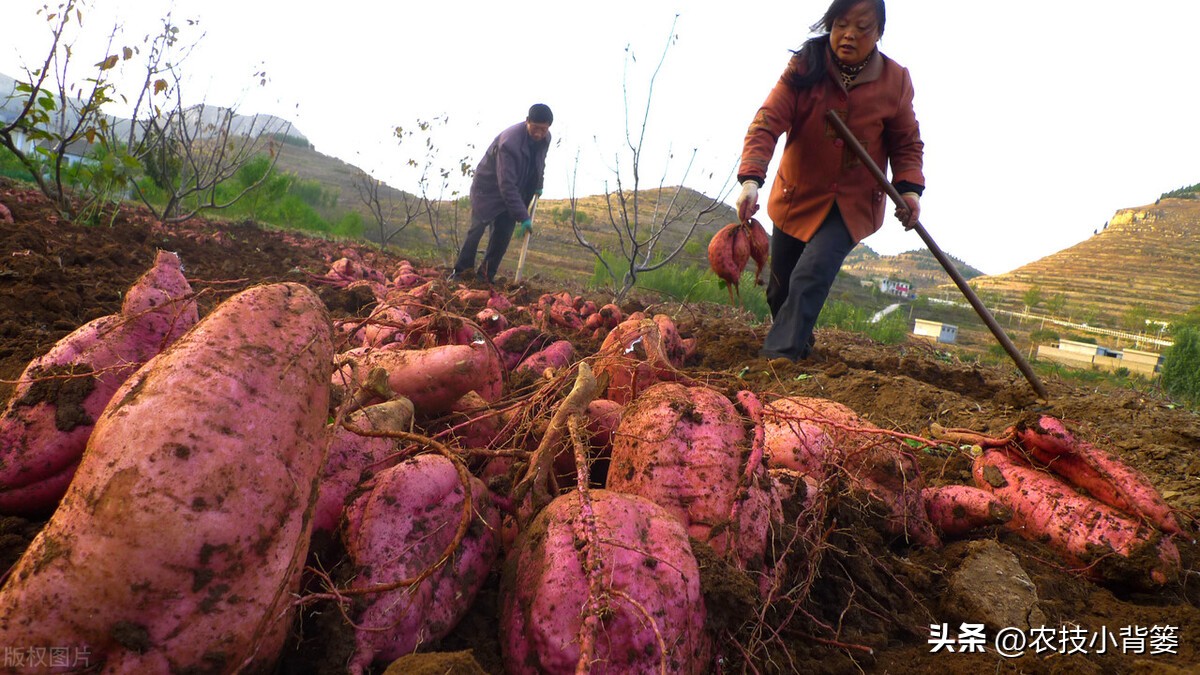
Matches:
[570,16,733,302]
[114,13,288,224]
[351,168,422,248]
[2,2,288,224]
[0,0,128,221]
[393,116,475,252]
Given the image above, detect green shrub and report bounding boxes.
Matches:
[816,300,908,344]
[1160,326,1200,407]
[588,253,770,319]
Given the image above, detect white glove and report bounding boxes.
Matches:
[736,180,760,221]
[896,192,920,230]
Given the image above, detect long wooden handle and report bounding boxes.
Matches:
[825,110,1049,400]
[513,194,540,284]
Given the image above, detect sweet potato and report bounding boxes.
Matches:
[492,325,554,372]
[708,222,750,300]
[335,341,503,416]
[487,291,514,311]
[1013,415,1182,534]
[0,250,198,515]
[342,453,499,673]
[551,398,624,485]
[0,282,334,670]
[594,317,693,405]
[475,307,509,335]
[314,397,414,533]
[973,448,1180,587]
[515,339,575,377]
[361,304,413,347]
[500,489,710,674]
[608,382,775,568]
[761,401,837,481]
[922,484,1012,537]
[745,217,771,286]
[762,396,940,547]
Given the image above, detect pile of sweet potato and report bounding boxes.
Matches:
[0,249,1188,673]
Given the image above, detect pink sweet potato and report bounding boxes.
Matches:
[608,382,775,568]
[922,484,1013,537]
[361,304,413,347]
[0,282,334,671]
[708,221,750,300]
[745,217,771,286]
[475,307,509,335]
[440,390,511,452]
[514,339,575,377]
[342,453,499,673]
[551,398,624,485]
[491,325,554,372]
[762,396,940,548]
[594,317,693,405]
[314,397,414,533]
[0,250,198,515]
[500,490,710,674]
[335,341,503,416]
[761,401,837,481]
[1013,415,1182,534]
[973,448,1180,587]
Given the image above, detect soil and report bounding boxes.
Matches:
[1,176,1197,674]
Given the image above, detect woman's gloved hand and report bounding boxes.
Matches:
[736,180,760,221]
[896,192,920,230]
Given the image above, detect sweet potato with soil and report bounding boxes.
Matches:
[0,282,334,671]
[336,340,503,416]
[761,401,837,481]
[708,221,750,301]
[361,304,413,347]
[745,217,771,286]
[1013,415,1182,534]
[551,398,624,485]
[608,382,775,568]
[440,390,512,452]
[514,339,575,377]
[314,397,414,533]
[0,250,198,515]
[594,317,693,405]
[500,489,710,674]
[475,307,509,335]
[973,448,1180,587]
[492,325,554,372]
[762,396,940,547]
[922,484,1013,537]
[342,453,500,673]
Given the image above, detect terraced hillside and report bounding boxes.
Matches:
[843,245,983,292]
[952,196,1200,326]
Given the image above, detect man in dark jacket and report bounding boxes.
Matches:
[451,103,553,283]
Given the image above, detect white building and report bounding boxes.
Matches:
[913,319,957,344]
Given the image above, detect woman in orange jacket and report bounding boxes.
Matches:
[735,0,924,361]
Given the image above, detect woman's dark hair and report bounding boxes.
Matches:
[786,0,886,89]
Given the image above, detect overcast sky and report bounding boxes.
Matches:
[4,0,1198,275]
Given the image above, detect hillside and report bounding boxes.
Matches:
[959,196,1200,327]
[843,244,983,292]
[273,142,737,282]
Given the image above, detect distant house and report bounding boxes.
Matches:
[0,109,35,154]
[1035,340,1162,377]
[879,278,914,298]
[913,319,957,344]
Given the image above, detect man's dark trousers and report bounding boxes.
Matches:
[454,213,517,283]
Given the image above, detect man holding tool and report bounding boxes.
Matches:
[451,103,553,285]
[732,0,922,362]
